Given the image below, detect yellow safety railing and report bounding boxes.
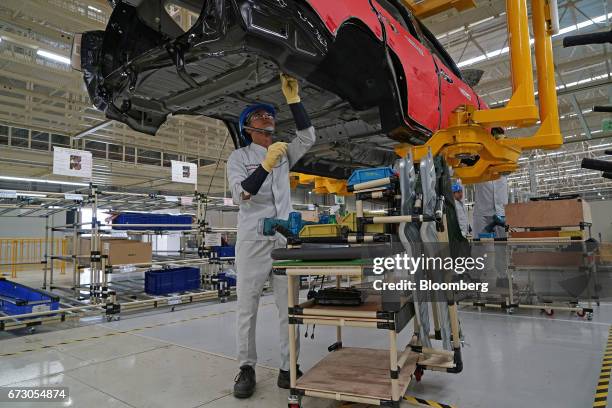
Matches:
[0,238,68,279]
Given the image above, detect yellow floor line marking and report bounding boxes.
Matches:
[0,303,274,358]
[594,326,612,408]
[404,395,456,408]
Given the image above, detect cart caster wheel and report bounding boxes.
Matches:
[106,316,113,322]
[544,309,554,316]
[576,310,586,317]
[171,306,175,312]
[414,366,424,382]
[587,312,593,321]
[288,395,301,408]
[27,327,36,334]
[507,308,514,315]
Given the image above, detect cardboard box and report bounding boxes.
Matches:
[77,238,152,266]
[506,198,591,229]
[299,210,319,222]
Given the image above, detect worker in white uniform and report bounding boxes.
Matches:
[472,176,508,238]
[227,73,316,398]
[452,182,470,237]
[473,175,509,281]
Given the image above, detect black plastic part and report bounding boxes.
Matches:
[377,321,395,330]
[327,341,342,352]
[390,369,399,379]
[288,306,303,315]
[434,329,442,340]
[241,165,269,196]
[288,317,303,325]
[289,389,305,396]
[410,344,423,353]
[447,347,463,373]
[289,102,312,130]
[380,399,401,407]
[273,268,286,276]
[582,157,612,173]
[563,29,612,47]
[393,301,416,333]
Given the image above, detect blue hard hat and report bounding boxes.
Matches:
[238,103,276,145]
[452,182,463,193]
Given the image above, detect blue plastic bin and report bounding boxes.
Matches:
[347,167,396,187]
[0,278,59,316]
[145,267,200,295]
[113,212,193,231]
[211,246,235,258]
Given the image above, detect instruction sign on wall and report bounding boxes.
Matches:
[53,147,92,178]
[171,160,197,184]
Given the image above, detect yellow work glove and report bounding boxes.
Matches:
[280,73,300,104]
[262,142,288,172]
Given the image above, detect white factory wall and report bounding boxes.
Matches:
[589,200,612,242]
[0,211,66,238]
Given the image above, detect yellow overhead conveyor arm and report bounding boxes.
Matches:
[397,0,563,184]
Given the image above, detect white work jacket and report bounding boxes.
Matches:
[227,126,316,241]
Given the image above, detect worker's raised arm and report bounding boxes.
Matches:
[280,74,316,168]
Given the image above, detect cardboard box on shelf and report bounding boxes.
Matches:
[506,198,592,229]
[75,238,152,266]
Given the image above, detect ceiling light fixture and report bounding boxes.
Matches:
[36,49,70,65]
[0,176,89,187]
[457,12,612,68]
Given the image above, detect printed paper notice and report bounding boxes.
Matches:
[171,160,197,184]
[53,147,92,178]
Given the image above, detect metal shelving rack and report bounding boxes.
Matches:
[462,230,598,319]
[0,183,238,331]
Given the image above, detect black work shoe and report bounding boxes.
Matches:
[277,365,303,389]
[234,365,256,398]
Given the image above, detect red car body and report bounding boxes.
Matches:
[77,0,485,177]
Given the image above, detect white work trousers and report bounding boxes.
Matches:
[236,239,300,371]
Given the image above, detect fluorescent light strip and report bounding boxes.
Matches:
[457,12,612,68]
[87,5,102,13]
[0,176,89,186]
[36,49,70,65]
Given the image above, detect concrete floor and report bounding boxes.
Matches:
[0,293,609,408]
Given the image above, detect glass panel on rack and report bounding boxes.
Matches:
[85,140,107,159]
[163,152,178,167]
[31,131,50,151]
[125,146,135,163]
[138,149,162,166]
[108,143,123,161]
[10,127,29,148]
[51,133,70,148]
[0,125,8,145]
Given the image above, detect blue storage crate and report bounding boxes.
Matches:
[145,267,201,295]
[211,246,235,258]
[0,278,59,316]
[347,167,396,187]
[113,212,193,231]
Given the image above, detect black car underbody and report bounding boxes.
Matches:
[82,0,434,178]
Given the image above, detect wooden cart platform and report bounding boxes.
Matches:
[296,347,418,401]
